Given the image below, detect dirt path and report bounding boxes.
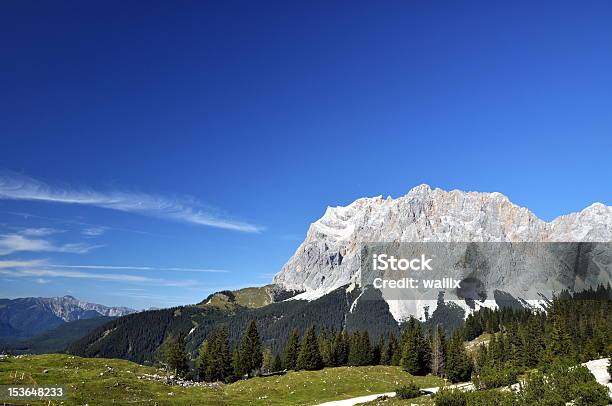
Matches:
[314,358,610,406]
[314,382,473,406]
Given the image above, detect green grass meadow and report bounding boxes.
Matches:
[0,354,444,406]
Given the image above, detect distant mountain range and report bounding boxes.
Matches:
[3,316,116,354]
[0,295,135,342]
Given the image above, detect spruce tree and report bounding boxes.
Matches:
[196,339,210,381]
[389,333,401,366]
[237,320,263,377]
[231,348,242,380]
[318,327,334,367]
[380,335,390,365]
[360,331,373,365]
[272,354,283,372]
[487,333,502,365]
[284,328,301,370]
[205,327,232,382]
[474,344,488,373]
[445,331,472,383]
[546,317,573,359]
[297,326,323,370]
[400,318,431,375]
[164,333,189,377]
[523,317,544,368]
[506,323,523,368]
[332,330,349,366]
[348,332,359,366]
[374,335,385,365]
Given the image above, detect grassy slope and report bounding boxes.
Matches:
[0,354,444,406]
[203,285,274,309]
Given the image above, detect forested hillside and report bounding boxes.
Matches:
[1,316,114,354]
[67,286,400,363]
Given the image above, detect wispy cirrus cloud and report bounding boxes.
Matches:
[19,227,63,237]
[4,211,167,238]
[46,264,229,273]
[0,268,194,287]
[0,259,217,288]
[81,227,106,236]
[0,171,263,233]
[0,259,47,268]
[0,234,102,256]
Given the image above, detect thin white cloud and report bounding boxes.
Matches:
[46,264,229,273]
[0,234,102,256]
[81,227,106,236]
[0,268,194,287]
[0,259,47,268]
[3,211,166,237]
[0,171,263,233]
[19,227,63,236]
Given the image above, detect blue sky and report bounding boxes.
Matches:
[1,1,611,309]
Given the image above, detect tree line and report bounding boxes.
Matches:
[164,285,611,387]
[165,318,471,383]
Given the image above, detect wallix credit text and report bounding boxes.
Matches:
[371,254,461,289]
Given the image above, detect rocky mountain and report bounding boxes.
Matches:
[0,295,135,341]
[273,185,612,321]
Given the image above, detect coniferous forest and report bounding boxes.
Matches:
[163,284,611,399]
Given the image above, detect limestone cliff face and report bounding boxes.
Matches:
[273,185,611,319]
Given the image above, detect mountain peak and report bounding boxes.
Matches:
[273,185,612,313]
[407,183,433,194]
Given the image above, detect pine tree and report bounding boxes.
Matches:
[297,326,323,370]
[546,317,573,359]
[237,320,263,377]
[487,333,502,365]
[204,327,232,382]
[522,318,543,368]
[164,333,189,377]
[196,339,210,381]
[332,330,349,366]
[445,331,472,383]
[430,324,446,377]
[231,348,242,380]
[400,318,431,375]
[506,323,523,368]
[389,333,401,366]
[360,331,373,365]
[474,344,488,373]
[348,331,372,366]
[380,336,390,365]
[383,332,399,366]
[318,327,334,367]
[373,335,385,365]
[401,328,420,373]
[272,354,283,372]
[348,332,360,366]
[284,328,301,370]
